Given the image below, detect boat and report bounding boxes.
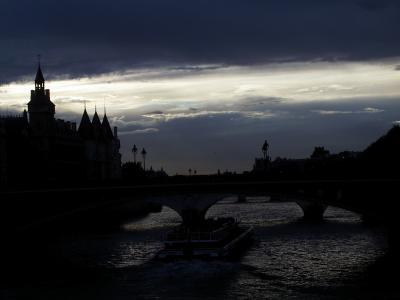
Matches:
[156,217,253,259]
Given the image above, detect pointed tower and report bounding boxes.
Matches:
[35,63,45,90]
[78,108,94,139]
[101,112,113,140]
[92,108,102,139]
[27,62,55,135]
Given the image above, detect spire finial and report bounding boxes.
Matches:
[103,97,106,116]
[37,54,41,66]
[84,99,87,111]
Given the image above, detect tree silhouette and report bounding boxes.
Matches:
[310,146,330,159]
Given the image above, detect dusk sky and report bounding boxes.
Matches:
[1,0,400,174]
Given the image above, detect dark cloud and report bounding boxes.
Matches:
[119,128,159,135]
[395,65,400,70]
[145,110,164,115]
[311,107,384,115]
[53,111,82,124]
[357,0,391,11]
[238,97,286,110]
[119,123,155,133]
[169,65,226,72]
[1,0,400,83]
[53,98,92,104]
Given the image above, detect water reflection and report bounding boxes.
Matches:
[0,201,391,299]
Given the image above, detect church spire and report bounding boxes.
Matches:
[35,56,45,91]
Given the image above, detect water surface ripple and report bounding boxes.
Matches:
[1,200,392,299]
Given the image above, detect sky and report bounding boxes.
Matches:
[0,0,400,174]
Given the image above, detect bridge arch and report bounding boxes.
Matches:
[147,194,232,227]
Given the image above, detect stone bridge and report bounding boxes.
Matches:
[1,179,399,232]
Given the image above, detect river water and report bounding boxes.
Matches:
[1,199,395,299]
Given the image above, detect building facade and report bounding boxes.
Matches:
[0,64,121,186]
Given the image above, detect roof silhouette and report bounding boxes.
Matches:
[35,63,45,83]
[92,110,103,138]
[78,108,94,138]
[102,113,113,139]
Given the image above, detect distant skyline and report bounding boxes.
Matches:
[1,0,400,174]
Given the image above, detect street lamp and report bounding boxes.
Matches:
[262,140,269,160]
[132,144,138,163]
[141,148,147,171]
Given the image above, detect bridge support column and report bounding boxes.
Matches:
[237,194,247,203]
[296,199,328,221]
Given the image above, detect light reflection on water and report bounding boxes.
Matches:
[1,201,390,299]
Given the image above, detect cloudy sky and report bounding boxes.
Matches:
[1,0,400,174]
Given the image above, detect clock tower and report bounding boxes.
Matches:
[27,62,55,135]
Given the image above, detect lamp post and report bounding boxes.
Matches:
[132,144,138,163]
[141,148,147,171]
[262,140,269,160]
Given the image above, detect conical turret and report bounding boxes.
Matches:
[78,108,94,139]
[92,109,102,139]
[102,113,113,139]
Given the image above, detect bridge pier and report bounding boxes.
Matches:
[237,194,247,203]
[296,199,328,221]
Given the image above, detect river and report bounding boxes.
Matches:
[0,199,395,299]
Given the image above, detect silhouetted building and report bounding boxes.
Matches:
[310,146,330,159]
[0,64,121,186]
[253,158,269,173]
